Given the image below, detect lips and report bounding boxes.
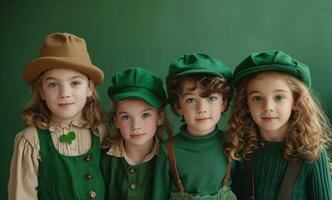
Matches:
[196,117,211,121]
[130,133,146,138]
[58,103,74,107]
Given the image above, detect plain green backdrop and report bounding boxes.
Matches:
[1,1,332,199]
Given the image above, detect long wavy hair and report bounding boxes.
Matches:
[102,100,173,148]
[21,73,105,130]
[168,75,233,114]
[224,72,331,161]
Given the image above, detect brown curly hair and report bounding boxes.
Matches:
[224,72,331,161]
[167,75,233,114]
[21,74,105,130]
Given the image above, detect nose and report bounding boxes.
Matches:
[131,119,141,131]
[197,100,208,114]
[263,99,274,112]
[59,85,71,99]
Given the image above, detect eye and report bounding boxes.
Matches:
[142,112,151,119]
[120,115,130,120]
[47,82,59,88]
[71,80,82,87]
[185,97,196,103]
[207,95,218,102]
[275,95,285,101]
[251,96,261,102]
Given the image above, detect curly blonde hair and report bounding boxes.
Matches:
[224,72,331,161]
[168,75,233,114]
[21,74,105,130]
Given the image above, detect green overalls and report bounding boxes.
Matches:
[37,128,105,200]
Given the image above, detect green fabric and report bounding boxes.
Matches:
[152,126,236,200]
[101,153,156,200]
[37,128,105,200]
[166,53,232,86]
[170,186,236,200]
[232,50,311,87]
[108,67,167,108]
[243,141,332,200]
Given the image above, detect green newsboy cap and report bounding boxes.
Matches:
[232,50,311,88]
[166,53,232,85]
[108,67,167,108]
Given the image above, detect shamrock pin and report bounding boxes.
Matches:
[59,131,76,144]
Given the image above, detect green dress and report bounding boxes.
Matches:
[37,128,105,200]
[152,125,237,200]
[242,141,332,200]
[101,152,156,200]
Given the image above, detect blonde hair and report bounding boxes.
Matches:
[102,100,172,148]
[225,72,331,161]
[21,73,105,129]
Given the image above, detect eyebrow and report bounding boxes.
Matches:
[117,107,154,115]
[43,75,86,81]
[248,89,289,95]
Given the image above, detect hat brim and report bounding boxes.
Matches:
[23,57,104,85]
[173,68,223,78]
[109,87,164,108]
[232,64,301,87]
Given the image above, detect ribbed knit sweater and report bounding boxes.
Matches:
[247,142,332,200]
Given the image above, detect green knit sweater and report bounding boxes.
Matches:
[246,141,332,200]
[152,126,232,200]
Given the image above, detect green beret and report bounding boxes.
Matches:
[232,50,311,87]
[166,53,232,86]
[108,67,167,108]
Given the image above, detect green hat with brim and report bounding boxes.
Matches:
[232,50,311,88]
[108,67,167,108]
[166,53,232,88]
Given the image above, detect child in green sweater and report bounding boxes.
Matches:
[152,53,237,200]
[225,50,332,199]
[101,67,170,200]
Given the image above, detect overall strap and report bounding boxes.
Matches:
[244,160,255,200]
[276,159,303,200]
[167,138,185,195]
[222,159,233,187]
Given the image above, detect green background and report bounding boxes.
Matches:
[1,1,332,199]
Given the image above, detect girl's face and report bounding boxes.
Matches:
[113,99,164,147]
[176,79,227,136]
[246,72,296,142]
[40,68,93,123]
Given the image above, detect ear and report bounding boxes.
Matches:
[39,85,46,100]
[220,99,228,112]
[87,80,94,97]
[174,102,183,116]
[112,114,119,128]
[292,102,298,111]
[157,111,165,126]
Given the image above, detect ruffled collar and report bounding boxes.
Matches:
[48,118,89,132]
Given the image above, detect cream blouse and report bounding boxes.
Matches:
[7,119,108,200]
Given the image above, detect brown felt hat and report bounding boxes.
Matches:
[23,32,104,85]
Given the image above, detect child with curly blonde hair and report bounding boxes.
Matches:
[225,50,332,199]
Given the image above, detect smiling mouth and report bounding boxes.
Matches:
[196,117,211,121]
[58,103,74,107]
[130,133,146,138]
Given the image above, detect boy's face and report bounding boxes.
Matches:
[175,79,227,136]
[246,72,295,142]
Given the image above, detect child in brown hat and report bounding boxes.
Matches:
[8,33,107,200]
[225,50,332,199]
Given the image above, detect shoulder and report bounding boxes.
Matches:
[15,126,39,148]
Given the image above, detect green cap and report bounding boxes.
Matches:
[166,53,232,86]
[232,50,311,87]
[108,67,167,108]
